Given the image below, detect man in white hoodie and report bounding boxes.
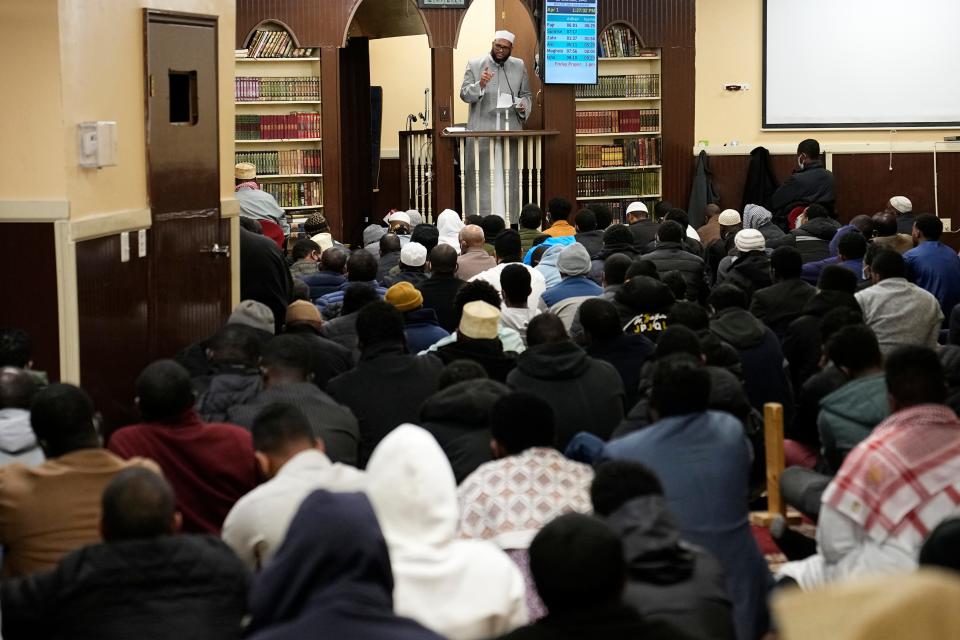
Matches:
[0,368,44,467]
[365,424,528,640]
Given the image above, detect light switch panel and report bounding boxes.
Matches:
[138,229,147,257]
[120,232,130,263]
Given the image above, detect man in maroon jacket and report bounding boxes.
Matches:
[108,360,260,534]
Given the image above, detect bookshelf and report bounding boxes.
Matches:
[234,25,323,229]
[576,23,662,218]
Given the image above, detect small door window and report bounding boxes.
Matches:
[169,70,198,125]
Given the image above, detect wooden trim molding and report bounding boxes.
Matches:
[221,197,240,218]
[54,221,81,384]
[69,208,152,242]
[0,200,70,222]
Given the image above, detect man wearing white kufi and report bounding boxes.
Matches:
[460,30,533,219]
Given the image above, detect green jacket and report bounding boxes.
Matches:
[519,227,542,256]
[817,373,889,472]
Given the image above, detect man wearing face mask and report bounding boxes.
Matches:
[460,31,533,218]
[771,138,836,230]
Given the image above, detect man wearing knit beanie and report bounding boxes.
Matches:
[385,282,448,354]
[539,244,602,330]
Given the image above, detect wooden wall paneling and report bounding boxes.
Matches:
[374,157,403,215]
[832,153,935,220]
[542,84,578,206]
[0,224,60,379]
[76,233,150,437]
[934,152,960,228]
[708,153,796,213]
[339,37,373,245]
[320,46,344,239]
[237,0,347,47]
[431,46,456,213]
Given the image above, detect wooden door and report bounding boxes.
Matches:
[144,11,229,359]
[497,0,543,130]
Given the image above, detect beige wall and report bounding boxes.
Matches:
[58,0,236,219]
[694,0,960,150]
[369,34,432,156]
[367,0,494,156]
[0,1,68,202]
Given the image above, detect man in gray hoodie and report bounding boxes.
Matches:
[0,368,44,467]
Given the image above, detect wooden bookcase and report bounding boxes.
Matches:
[575,23,662,221]
[234,24,323,232]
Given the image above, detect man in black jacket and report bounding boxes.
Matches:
[591,461,736,640]
[1,467,250,640]
[749,245,816,337]
[624,201,660,248]
[420,377,510,483]
[506,313,624,449]
[497,513,684,640]
[240,224,293,334]
[770,138,836,228]
[574,208,604,258]
[327,302,443,467]
[417,244,466,332]
[227,334,360,467]
[769,203,841,264]
[641,220,708,302]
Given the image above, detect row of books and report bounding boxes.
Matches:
[598,25,654,59]
[235,150,322,175]
[577,137,661,168]
[577,74,660,99]
[262,181,323,208]
[235,114,321,140]
[577,171,660,198]
[578,199,657,224]
[235,77,321,102]
[242,30,315,59]
[576,109,660,134]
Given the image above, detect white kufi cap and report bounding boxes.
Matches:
[494,30,515,44]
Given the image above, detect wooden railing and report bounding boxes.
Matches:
[441,129,558,224]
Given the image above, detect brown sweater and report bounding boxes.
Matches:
[0,448,156,577]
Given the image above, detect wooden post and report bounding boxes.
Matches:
[749,401,800,526]
[431,46,455,213]
[764,402,786,517]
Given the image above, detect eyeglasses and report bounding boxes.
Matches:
[493,43,512,51]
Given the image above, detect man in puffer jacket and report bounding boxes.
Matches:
[592,461,737,640]
[769,204,840,264]
[641,221,708,303]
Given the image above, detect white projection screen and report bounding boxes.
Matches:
[764,0,960,128]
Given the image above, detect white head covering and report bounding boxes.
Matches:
[889,196,912,214]
[437,209,465,254]
[365,424,528,638]
[406,209,423,227]
[494,30,515,44]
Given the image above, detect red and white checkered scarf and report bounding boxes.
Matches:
[823,404,960,547]
[235,181,259,191]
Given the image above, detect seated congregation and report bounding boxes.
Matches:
[3,144,960,639]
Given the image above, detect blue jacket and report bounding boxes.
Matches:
[316,281,387,320]
[522,235,575,265]
[299,270,346,301]
[602,411,772,640]
[541,276,603,308]
[800,256,865,285]
[403,308,449,354]
[905,241,960,317]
